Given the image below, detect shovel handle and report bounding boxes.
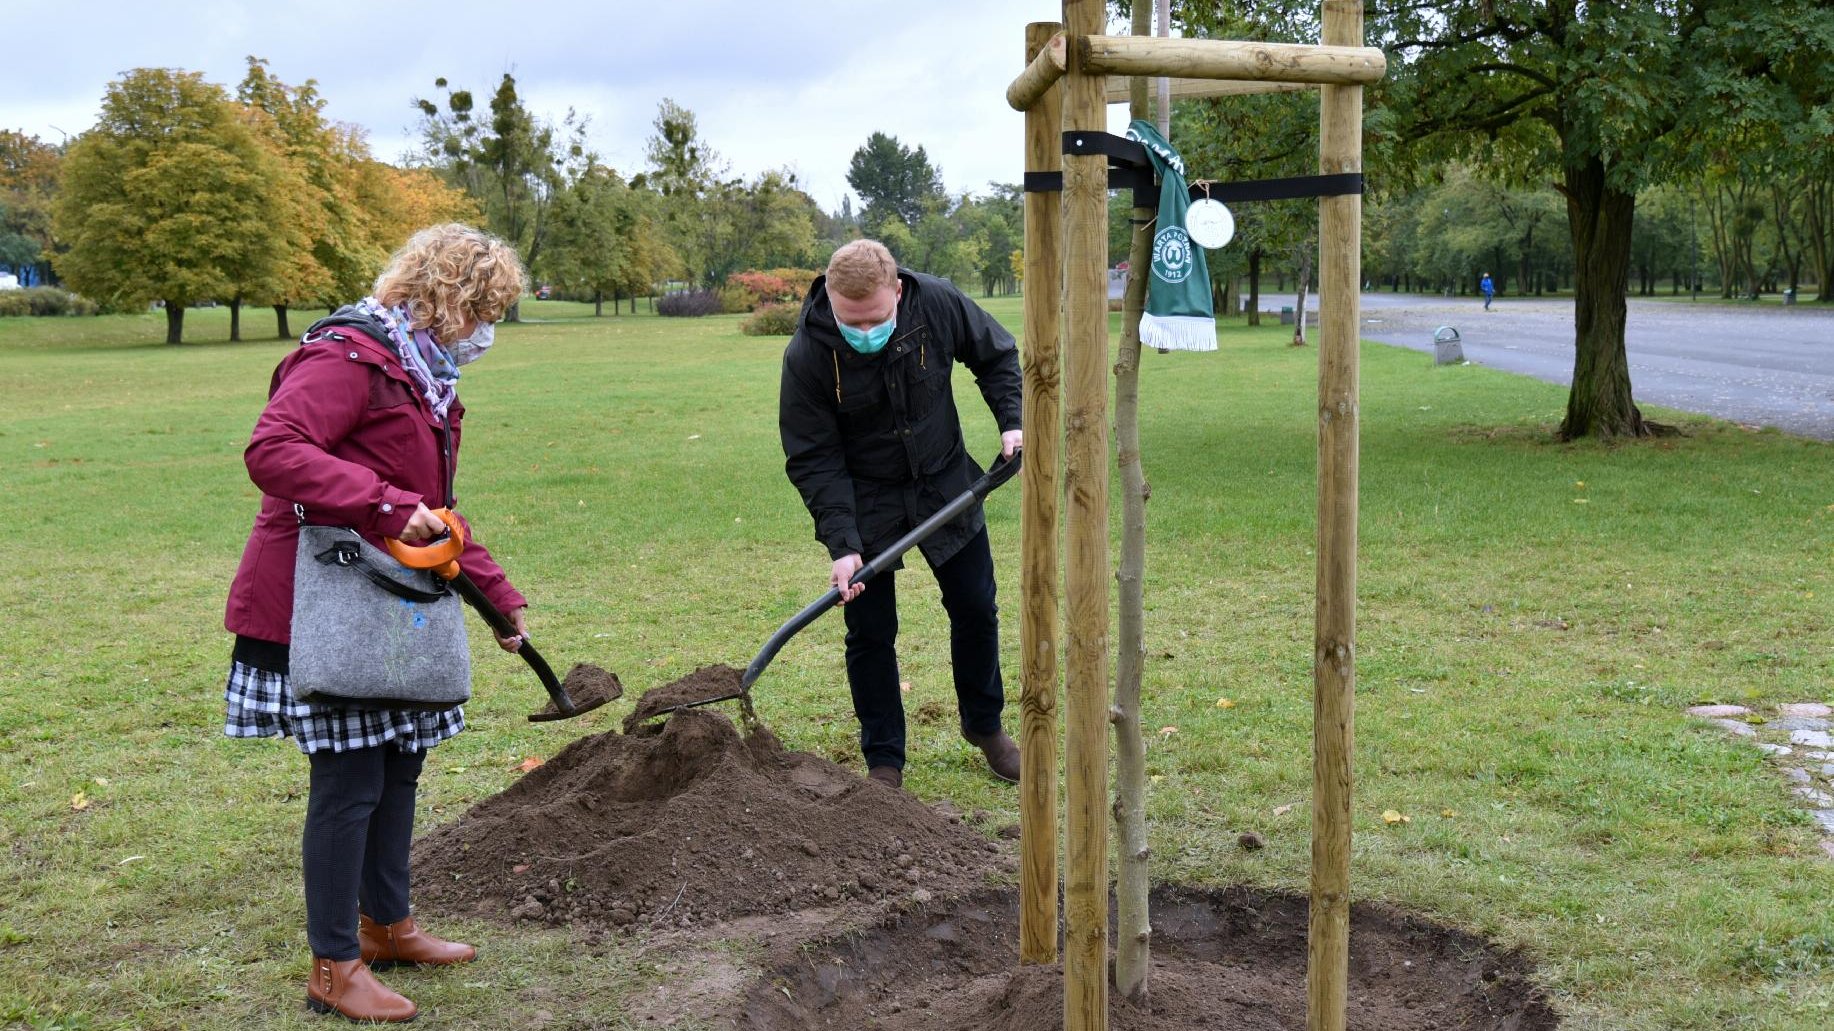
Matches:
[384,507,465,579]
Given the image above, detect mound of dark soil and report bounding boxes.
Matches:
[620,664,743,729]
[414,668,1001,931]
[740,886,1558,1031]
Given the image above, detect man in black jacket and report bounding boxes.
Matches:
[779,239,1023,790]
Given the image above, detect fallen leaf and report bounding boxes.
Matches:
[513,757,544,773]
[70,791,90,811]
[687,434,702,440]
[1572,498,1589,504]
[1381,809,1410,826]
[899,681,912,693]
[1272,803,1297,817]
[1158,726,1178,738]
[93,777,109,787]
[117,855,145,865]
[1440,808,1457,819]
[512,863,531,874]
[1214,697,1236,709]
[1574,481,1586,490]
[1149,775,1164,784]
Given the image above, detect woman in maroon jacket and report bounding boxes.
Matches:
[224,224,529,1022]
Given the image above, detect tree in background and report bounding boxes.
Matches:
[1369,0,1833,438]
[54,69,292,343]
[416,73,586,320]
[0,131,60,286]
[238,58,383,337]
[846,132,944,230]
[544,161,665,316]
[355,160,481,253]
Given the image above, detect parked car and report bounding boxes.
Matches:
[535,284,554,300]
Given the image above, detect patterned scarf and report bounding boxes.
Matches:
[353,297,460,419]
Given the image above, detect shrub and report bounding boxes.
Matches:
[0,287,99,317]
[715,283,755,314]
[763,268,820,300]
[740,302,801,337]
[656,290,723,317]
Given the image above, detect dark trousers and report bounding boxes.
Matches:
[843,527,1005,771]
[303,746,425,959]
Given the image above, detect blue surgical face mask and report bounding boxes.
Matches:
[449,321,495,366]
[838,315,896,355]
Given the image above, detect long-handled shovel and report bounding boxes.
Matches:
[641,449,1023,723]
[388,512,619,723]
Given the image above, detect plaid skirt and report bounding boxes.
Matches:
[223,660,463,754]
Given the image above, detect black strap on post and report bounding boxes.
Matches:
[1021,130,1367,209]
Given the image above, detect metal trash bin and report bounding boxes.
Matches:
[1433,325,1464,365]
[1784,288,1797,306]
[1279,306,1295,325]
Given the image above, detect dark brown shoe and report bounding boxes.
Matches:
[306,956,417,1023]
[359,913,477,969]
[867,766,904,790]
[964,730,1021,783]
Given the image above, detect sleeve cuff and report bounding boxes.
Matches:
[372,488,423,538]
[824,532,863,561]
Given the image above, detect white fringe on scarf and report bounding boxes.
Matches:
[1139,312,1218,352]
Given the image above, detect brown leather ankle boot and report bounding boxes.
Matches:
[306,956,417,1022]
[359,913,477,968]
[964,729,1021,783]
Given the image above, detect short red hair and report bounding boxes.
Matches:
[825,239,898,300]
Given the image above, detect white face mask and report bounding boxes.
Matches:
[448,321,495,366]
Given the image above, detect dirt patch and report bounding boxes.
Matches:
[528,663,623,720]
[738,886,1557,1031]
[621,664,744,730]
[413,669,1002,932]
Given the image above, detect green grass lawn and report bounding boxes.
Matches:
[2,298,1832,1029]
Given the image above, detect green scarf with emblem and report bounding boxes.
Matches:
[1126,119,1216,352]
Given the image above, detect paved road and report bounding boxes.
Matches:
[1255,292,1834,438]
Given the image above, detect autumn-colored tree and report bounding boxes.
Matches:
[238,57,373,337]
[356,161,482,257]
[54,69,294,343]
[0,131,61,286]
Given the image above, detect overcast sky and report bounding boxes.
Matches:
[8,0,1137,213]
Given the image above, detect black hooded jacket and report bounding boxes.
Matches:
[779,269,1022,568]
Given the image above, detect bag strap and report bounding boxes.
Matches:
[314,540,450,603]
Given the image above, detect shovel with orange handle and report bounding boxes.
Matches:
[387,510,615,723]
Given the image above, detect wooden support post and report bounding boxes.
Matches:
[1077,35,1385,85]
[1019,18,1064,969]
[1105,77,1311,105]
[1061,1,1110,1029]
[1308,4,1362,1031]
[1007,31,1068,112]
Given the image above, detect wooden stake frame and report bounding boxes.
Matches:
[1007,3,1374,1031]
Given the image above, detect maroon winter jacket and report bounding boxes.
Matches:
[225,325,526,644]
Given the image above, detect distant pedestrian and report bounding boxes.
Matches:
[1480,272,1495,311]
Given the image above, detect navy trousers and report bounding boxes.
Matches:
[842,527,1005,771]
[303,745,424,959]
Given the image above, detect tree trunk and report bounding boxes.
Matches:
[506,300,522,323]
[275,304,291,340]
[1558,156,1648,440]
[594,290,604,317]
[1112,14,1155,1001]
[164,302,184,344]
[1247,249,1262,326]
[229,294,242,342]
[1291,248,1313,347]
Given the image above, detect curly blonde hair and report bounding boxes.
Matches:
[825,239,899,300]
[372,224,527,343]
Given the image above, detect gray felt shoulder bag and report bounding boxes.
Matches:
[289,524,471,710]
